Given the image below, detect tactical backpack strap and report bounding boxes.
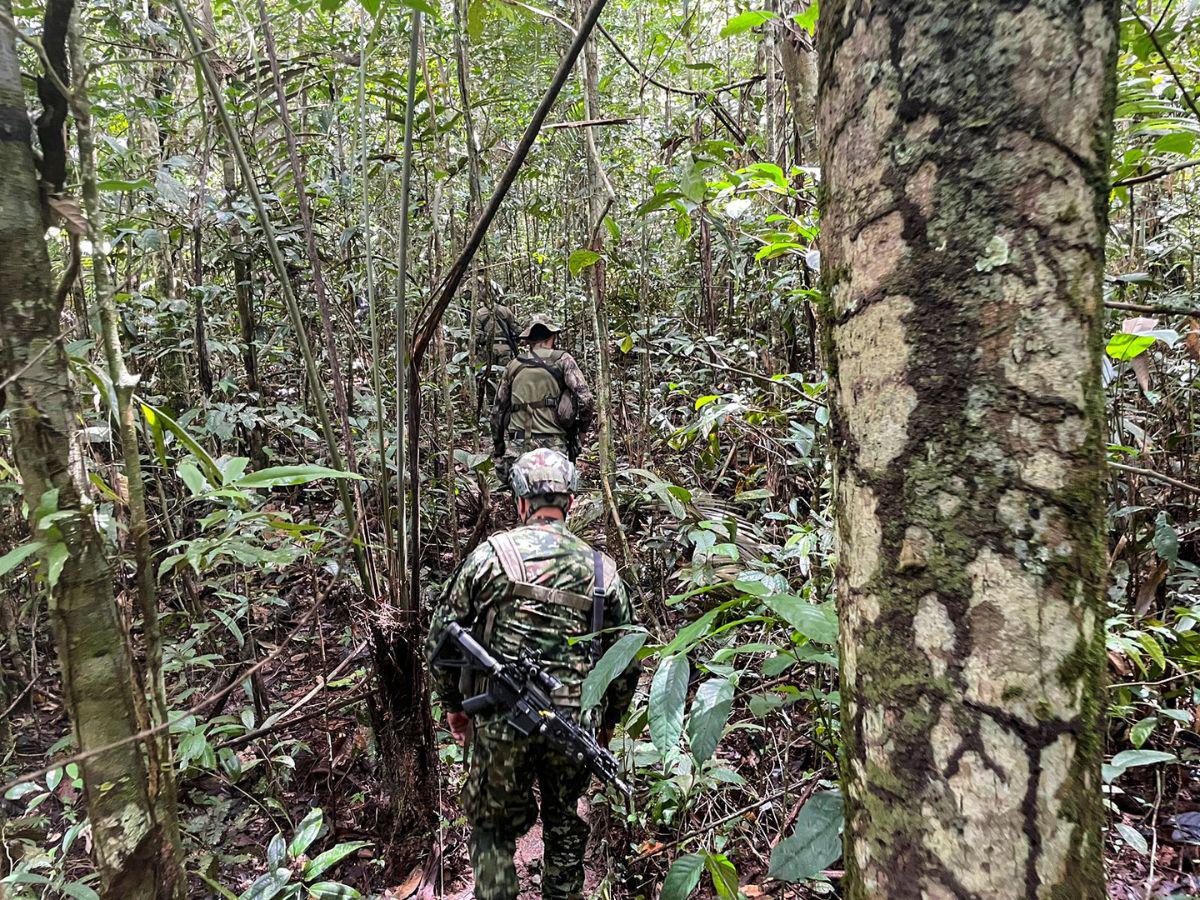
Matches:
[488,533,526,584]
[590,550,606,666]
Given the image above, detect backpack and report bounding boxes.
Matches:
[505,350,578,438]
[463,531,607,711]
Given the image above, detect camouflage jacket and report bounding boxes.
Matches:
[490,348,595,457]
[426,520,638,730]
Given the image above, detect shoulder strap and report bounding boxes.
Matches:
[488,533,526,584]
[591,550,606,665]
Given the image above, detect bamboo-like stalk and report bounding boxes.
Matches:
[173,0,368,585]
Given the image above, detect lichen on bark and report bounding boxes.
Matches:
[818,1,1118,897]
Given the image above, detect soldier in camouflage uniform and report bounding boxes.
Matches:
[491,316,594,480]
[426,449,638,900]
[474,302,520,369]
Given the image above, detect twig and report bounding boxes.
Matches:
[1110,460,1200,496]
[0,676,37,720]
[0,531,355,797]
[216,686,369,751]
[0,329,72,393]
[1113,157,1200,188]
[546,116,635,130]
[636,778,815,860]
[1105,299,1200,318]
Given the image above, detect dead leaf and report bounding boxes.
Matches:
[1135,559,1169,617]
[383,868,423,900]
[1184,318,1200,363]
[48,195,88,235]
[1131,355,1151,393]
[1108,649,1132,677]
[1123,316,1159,334]
[742,887,767,898]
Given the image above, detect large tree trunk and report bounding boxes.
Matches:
[0,4,175,896]
[818,2,1118,897]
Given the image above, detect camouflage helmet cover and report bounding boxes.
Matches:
[519,314,563,340]
[510,448,578,498]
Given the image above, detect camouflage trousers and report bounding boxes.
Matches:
[501,433,569,477]
[463,720,591,900]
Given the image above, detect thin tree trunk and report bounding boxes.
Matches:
[0,4,176,895]
[819,2,1118,896]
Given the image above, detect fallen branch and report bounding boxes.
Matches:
[546,116,635,129]
[1105,299,1200,318]
[1110,461,1200,497]
[1112,158,1200,188]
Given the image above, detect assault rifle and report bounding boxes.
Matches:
[431,622,631,796]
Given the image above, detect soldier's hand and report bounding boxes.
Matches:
[447,711,470,746]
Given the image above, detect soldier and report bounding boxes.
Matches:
[491,316,594,480]
[474,301,520,369]
[426,449,638,900]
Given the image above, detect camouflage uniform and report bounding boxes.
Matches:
[426,519,637,900]
[491,317,594,473]
[475,303,520,369]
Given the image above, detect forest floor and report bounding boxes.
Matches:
[4,511,1199,898]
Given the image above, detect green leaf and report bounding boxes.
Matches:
[768,790,844,882]
[661,853,705,900]
[289,807,324,857]
[687,677,734,764]
[1153,132,1194,156]
[720,9,775,38]
[581,632,647,711]
[237,869,291,900]
[705,853,739,900]
[744,161,787,189]
[755,241,803,261]
[1153,512,1179,563]
[1106,749,1177,782]
[568,249,601,277]
[307,883,362,900]
[45,541,68,588]
[140,402,222,483]
[762,594,838,645]
[60,883,100,900]
[177,459,208,497]
[302,842,370,881]
[359,0,381,15]
[793,0,818,35]
[680,160,707,203]
[0,541,42,577]
[466,0,486,40]
[232,465,364,490]
[649,654,690,754]
[1105,332,1155,361]
[267,833,287,867]
[1115,823,1149,856]
[1129,716,1157,749]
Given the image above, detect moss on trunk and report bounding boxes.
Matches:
[818,2,1118,896]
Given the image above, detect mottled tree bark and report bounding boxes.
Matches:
[818,2,1118,897]
[0,4,173,896]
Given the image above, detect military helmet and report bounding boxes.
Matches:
[510,448,578,498]
[519,314,563,340]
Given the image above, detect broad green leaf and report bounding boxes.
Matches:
[1106,749,1177,782]
[720,9,775,38]
[768,790,843,882]
[705,852,738,900]
[649,654,689,754]
[308,883,362,899]
[762,594,838,645]
[0,541,42,577]
[237,869,290,900]
[687,677,734,764]
[359,0,381,14]
[793,0,818,35]
[1129,716,1157,749]
[680,160,707,203]
[289,807,324,857]
[178,459,208,497]
[1115,823,1149,856]
[140,402,221,483]
[232,465,364,490]
[59,883,100,900]
[45,542,69,588]
[267,833,287,867]
[467,0,486,40]
[581,631,647,711]
[1153,512,1179,562]
[568,249,601,277]
[743,162,787,189]
[1106,332,1155,361]
[661,853,705,900]
[302,842,370,881]
[755,241,802,261]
